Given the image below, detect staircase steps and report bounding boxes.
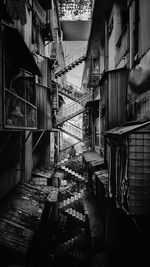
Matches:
[59,191,83,209]
[58,81,87,103]
[64,207,86,223]
[55,92,92,126]
[59,182,77,196]
[55,107,85,126]
[51,172,91,266]
[55,44,87,78]
[55,55,86,78]
[59,127,83,142]
[56,152,83,167]
[65,160,83,175]
[55,232,86,253]
[58,121,84,141]
[61,166,85,181]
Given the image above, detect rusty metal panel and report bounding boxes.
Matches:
[107,68,128,129]
[36,83,52,130]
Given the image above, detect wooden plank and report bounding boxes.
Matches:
[0,182,52,255]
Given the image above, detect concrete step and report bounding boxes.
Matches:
[59,191,84,209]
[61,166,85,181]
[64,207,86,223]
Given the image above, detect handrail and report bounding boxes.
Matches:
[57,92,93,116]
[55,95,92,124]
[58,135,92,162]
[60,123,83,140]
[64,80,81,91]
[60,135,92,153]
[55,107,86,126]
[55,43,87,75]
[64,121,84,131]
[58,80,89,102]
[60,128,83,141]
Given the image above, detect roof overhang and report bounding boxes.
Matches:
[4,25,41,76]
[104,121,150,138]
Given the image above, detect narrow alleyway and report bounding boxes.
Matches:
[50,185,91,266]
[41,158,92,267]
[44,156,107,267]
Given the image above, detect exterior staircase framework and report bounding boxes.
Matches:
[55,43,87,78]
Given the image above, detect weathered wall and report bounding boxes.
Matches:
[0,25,3,129]
[25,131,33,182]
[0,132,22,199]
[39,131,50,166]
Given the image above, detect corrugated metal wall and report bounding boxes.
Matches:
[0,132,22,199]
[100,78,108,149]
[36,83,52,130]
[128,130,150,215]
[0,25,3,128]
[107,68,128,129]
[139,0,150,57]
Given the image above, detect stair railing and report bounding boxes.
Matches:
[58,80,92,103]
[58,135,92,162]
[55,43,87,77]
[60,121,84,140]
[56,92,93,120]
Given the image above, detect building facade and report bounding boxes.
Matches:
[82,1,150,263]
[0,0,64,199]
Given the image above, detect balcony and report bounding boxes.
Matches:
[4,88,37,129]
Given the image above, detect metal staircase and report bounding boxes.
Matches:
[52,186,91,266]
[58,81,91,103]
[55,93,93,126]
[58,122,84,141]
[57,136,92,166]
[55,43,87,78]
[61,166,85,182]
[54,43,92,164]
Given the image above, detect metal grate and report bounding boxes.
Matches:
[4,88,37,129]
[128,131,150,215]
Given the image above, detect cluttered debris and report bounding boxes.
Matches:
[0,182,58,258]
[32,165,55,186]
